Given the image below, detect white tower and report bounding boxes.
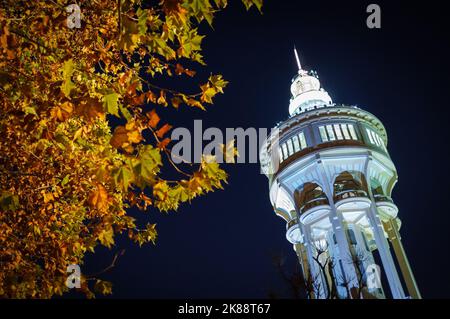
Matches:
[260,49,421,299]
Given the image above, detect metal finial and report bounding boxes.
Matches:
[294,46,302,73]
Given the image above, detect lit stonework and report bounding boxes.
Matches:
[260,50,421,299]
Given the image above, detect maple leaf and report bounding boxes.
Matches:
[75,97,105,121]
[113,166,134,192]
[104,92,120,117]
[241,0,263,12]
[50,102,73,122]
[157,137,171,150]
[209,74,229,93]
[118,17,141,51]
[186,97,205,110]
[134,223,158,246]
[220,139,240,163]
[156,123,173,138]
[133,145,162,183]
[98,227,115,248]
[61,59,76,97]
[88,185,109,211]
[110,121,143,151]
[200,84,216,104]
[146,109,160,128]
[110,126,129,149]
[171,96,183,109]
[94,280,113,295]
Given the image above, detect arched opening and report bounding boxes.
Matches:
[295,182,329,215]
[370,178,392,203]
[333,171,368,203]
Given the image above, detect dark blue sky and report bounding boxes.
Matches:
[78,0,450,298]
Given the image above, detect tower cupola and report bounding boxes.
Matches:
[289,49,332,116]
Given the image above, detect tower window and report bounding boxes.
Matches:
[279,147,284,163]
[319,126,328,142]
[366,128,375,144]
[299,132,307,149]
[334,124,344,140]
[282,143,288,159]
[326,125,336,141]
[366,128,386,150]
[375,133,384,148]
[292,135,300,152]
[341,124,351,140]
[287,139,294,155]
[348,124,358,140]
[371,131,380,146]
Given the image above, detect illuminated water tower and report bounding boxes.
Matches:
[260,49,421,299]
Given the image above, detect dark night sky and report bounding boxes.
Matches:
[77,0,450,298]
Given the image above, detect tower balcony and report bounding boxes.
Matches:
[286,219,303,244]
[299,196,329,215]
[334,189,371,210]
[374,194,393,204]
[374,195,398,219]
[298,197,331,225]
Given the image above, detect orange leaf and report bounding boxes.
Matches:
[156,123,172,139]
[110,126,128,149]
[175,63,184,75]
[171,97,182,109]
[185,69,196,77]
[88,185,108,210]
[146,91,157,103]
[157,137,171,150]
[50,101,73,121]
[146,109,160,129]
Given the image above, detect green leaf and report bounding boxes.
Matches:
[61,174,70,186]
[241,0,263,12]
[136,8,148,34]
[104,92,120,117]
[94,280,113,295]
[112,165,134,192]
[24,106,37,116]
[134,145,162,182]
[119,104,132,121]
[137,223,158,246]
[61,59,76,97]
[183,0,214,25]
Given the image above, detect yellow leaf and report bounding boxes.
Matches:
[98,228,115,248]
[88,185,109,211]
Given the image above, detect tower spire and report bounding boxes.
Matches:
[294,46,302,73]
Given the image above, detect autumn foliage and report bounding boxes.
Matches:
[0,0,262,298]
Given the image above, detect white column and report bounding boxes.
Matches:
[327,199,361,291]
[317,162,360,294]
[366,200,405,299]
[301,223,326,298]
[364,157,405,299]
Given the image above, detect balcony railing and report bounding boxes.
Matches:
[287,219,298,229]
[374,194,393,204]
[334,189,368,203]
[299,197,329,214]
